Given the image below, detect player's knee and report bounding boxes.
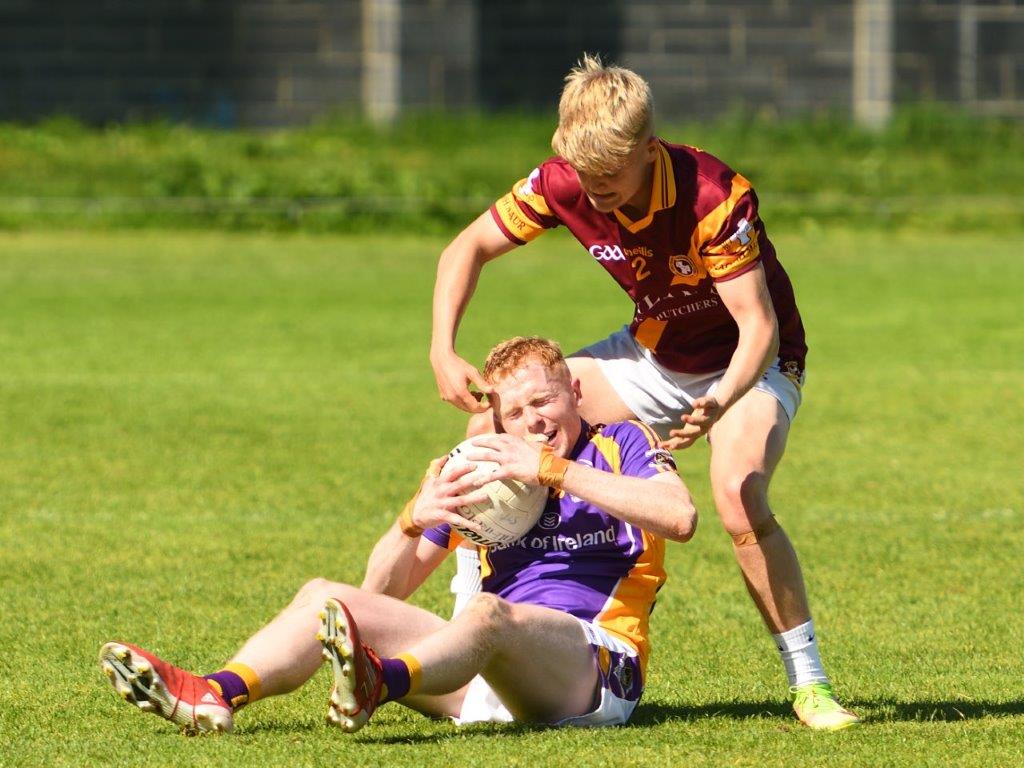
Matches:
[294,578,352,607]
[504,602,545,638]
[713,472,770,533]
[466,409,495,438]
[462,592,512,633]
[295,577,330,601]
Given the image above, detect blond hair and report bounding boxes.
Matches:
[551,53,654,176]
[483,336,570,384]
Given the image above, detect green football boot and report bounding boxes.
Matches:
[791,682,861,731]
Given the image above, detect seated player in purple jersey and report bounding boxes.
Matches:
[98,336,697,735]
[429,55,860,730]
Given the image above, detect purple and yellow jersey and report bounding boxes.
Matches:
[424,420,676,677]
[489,140,807,380]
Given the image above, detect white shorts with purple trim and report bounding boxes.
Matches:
[454,619,643,728]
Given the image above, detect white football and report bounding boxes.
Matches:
[444,437,549,547]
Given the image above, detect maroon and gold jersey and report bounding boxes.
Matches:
[489,140,807,375]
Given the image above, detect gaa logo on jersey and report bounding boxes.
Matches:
[538,510,561,530]
[589,244,627,262]
[668,254,696,277]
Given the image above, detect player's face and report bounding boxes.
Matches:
[490,361,583,458]
[574,137,658,214]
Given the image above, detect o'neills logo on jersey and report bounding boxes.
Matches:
[668,254,696,277]
[538,510,561,530]
[589,244,627,262]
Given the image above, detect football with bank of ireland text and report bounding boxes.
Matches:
[445,438,548,547]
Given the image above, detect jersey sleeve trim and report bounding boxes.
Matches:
[711,258,761,283]
[489,204,527,245]
[422,524,453,549]
[692,174,763,280]
[491,170,558,244]
[492,193,548,243]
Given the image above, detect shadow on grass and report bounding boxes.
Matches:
[349,721,552,745]
[854,699,1024,723]
[631,698,1024,726]
[238,698,1024,741]
[630,699,792,726]
[239,715,549,743]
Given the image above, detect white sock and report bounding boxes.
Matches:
[773,619,829,687]
[450,546,482,619]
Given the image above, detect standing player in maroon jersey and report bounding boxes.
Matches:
[428,55,859,730]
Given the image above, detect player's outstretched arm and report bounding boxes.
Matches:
[430,212,519,413]
[361,460,490,599]
[662,264,779,450]
[707,263,779,410]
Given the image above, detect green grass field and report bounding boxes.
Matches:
[1,228,1022,767]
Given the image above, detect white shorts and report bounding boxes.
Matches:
[576,326,803,440]
[454,619,642,728]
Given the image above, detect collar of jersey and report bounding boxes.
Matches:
[568,418,592,460]
[612,141,676,233]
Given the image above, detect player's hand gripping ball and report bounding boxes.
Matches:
[445,438,548,547]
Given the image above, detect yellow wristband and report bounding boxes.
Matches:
[537,445,571,491]
[397,458,444,538]
[398,504,423,538]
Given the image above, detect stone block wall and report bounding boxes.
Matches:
[621,1,855,119]
[0,0,363,125]
[0,0,1021,125]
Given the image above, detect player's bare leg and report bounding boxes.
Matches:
[707,390,806,631]
[557,356,811,632]
[231,578,466,718]
[397,593,599,723]
[566,355,638,425]
[708,389,858,729]
[99,578,467,733]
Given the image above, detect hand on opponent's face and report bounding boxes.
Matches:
[429,350,493,414]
